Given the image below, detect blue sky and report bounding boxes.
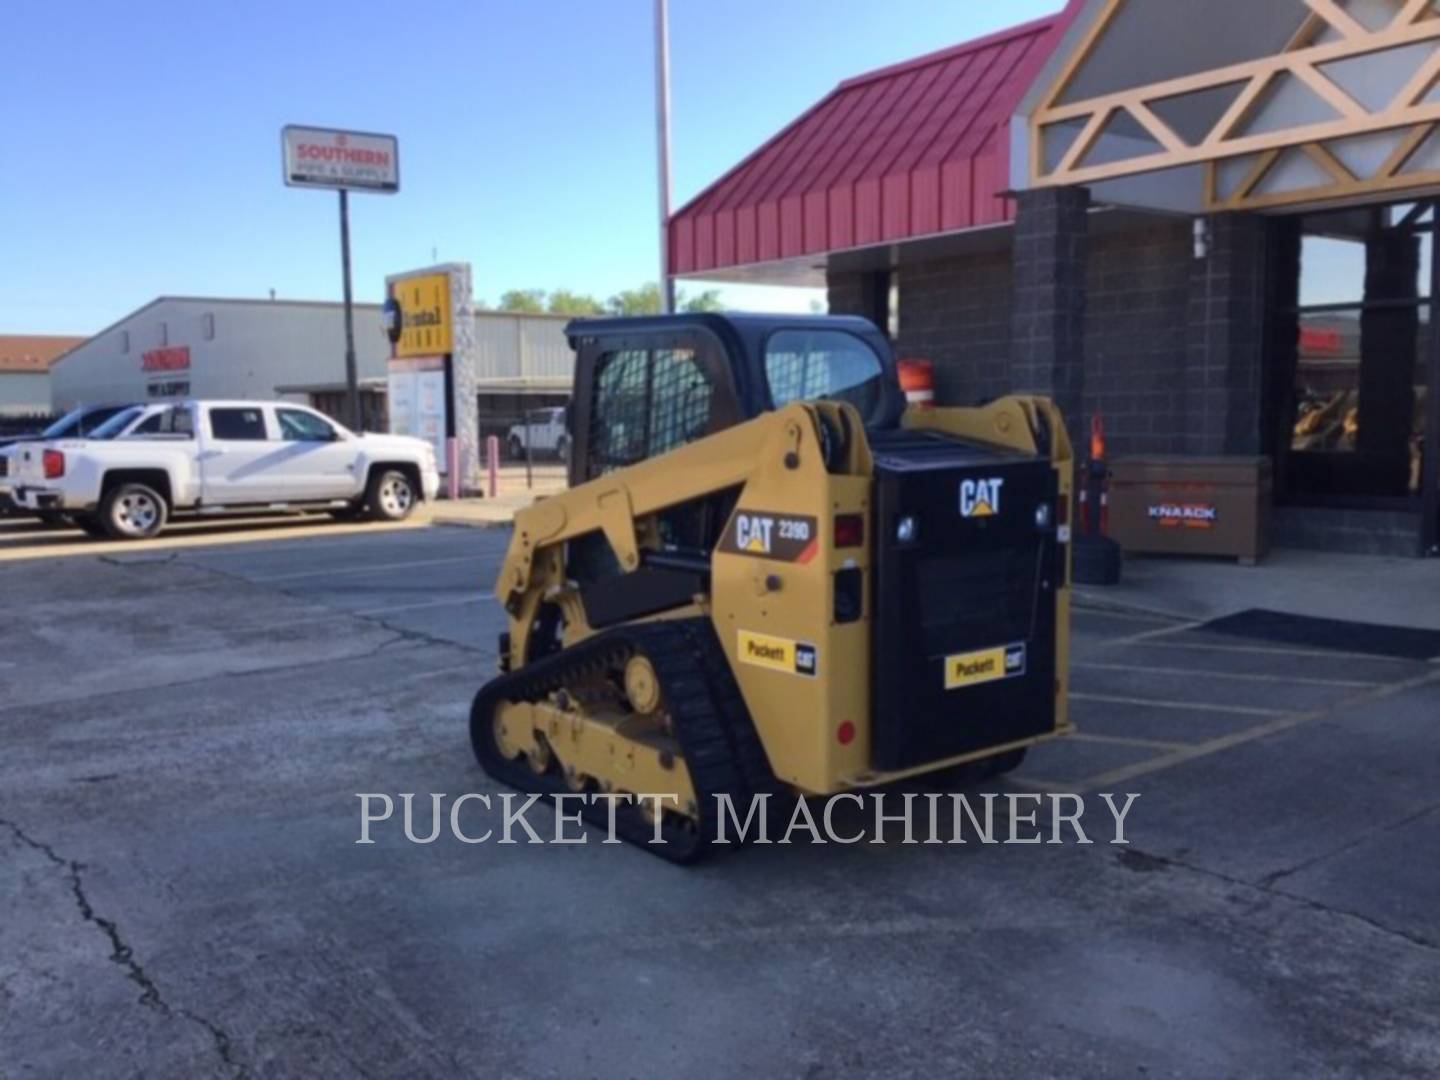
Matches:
[0,0,1061,334]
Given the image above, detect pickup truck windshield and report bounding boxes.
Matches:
[764,329,889,426]
[85,406,148,440]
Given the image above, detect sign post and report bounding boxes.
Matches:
[282,125,400,431]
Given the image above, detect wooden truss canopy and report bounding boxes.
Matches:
[1032,0,1440,211]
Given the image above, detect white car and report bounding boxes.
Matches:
[8,399,441,540]
[507,406,570,462]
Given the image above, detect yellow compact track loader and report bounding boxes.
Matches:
[471,314,1073,860]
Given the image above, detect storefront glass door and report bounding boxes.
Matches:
[1275,201,1437,552]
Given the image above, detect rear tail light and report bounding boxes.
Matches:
[43,450,65,479]
[834,513,864,548]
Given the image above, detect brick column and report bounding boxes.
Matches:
[826,269,891,334]
[1010,187,1090,441]
[1184,213,1268,455]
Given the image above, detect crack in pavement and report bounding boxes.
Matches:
[1115,846,1438,952]
[1257,802,1440,890]
[1,819,248,1078]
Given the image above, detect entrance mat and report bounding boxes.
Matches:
[1196,609,1440,661]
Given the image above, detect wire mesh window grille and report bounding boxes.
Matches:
[588,348,712,476]
[649,349,709,456]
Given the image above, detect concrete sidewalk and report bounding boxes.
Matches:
[427,491,550,527]
[1077,548,1440,631]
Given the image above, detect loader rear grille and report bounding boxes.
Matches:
[870,452,1061,772]
[913,546,1042,655]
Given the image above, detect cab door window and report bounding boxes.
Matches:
[277,408,337,442]
[209,407,268,441]
[586,348,712,477]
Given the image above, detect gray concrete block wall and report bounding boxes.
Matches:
[894,250,1014,406]
[1083,220,1194,454]
[1009,187,1090,440]
[1272,507,1422,557]
[1184,213,1268,455]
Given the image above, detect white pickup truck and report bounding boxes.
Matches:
[8,400,440,540]
[507,406,570,461]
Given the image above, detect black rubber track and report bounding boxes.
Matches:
[471,617,780,863]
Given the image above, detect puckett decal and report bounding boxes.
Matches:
[944,643,1027,691]
[1149,503,1218,530]
[960,477,1005,519]
[738,631,819,678]
[718,511,820,562]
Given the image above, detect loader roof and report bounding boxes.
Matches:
[565,312,882,341]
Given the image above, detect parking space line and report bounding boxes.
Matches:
[185,532,464,560]
[1120,639,1423,663]
[1072,660,1381,689]
[1069,692,1289,717]
[250,555,479,582]
[1105,621,1205,647]
[1069,666,1440,792]
[1074,606,1185,624]
[355,596,486,617]
[1070,732,1191,752]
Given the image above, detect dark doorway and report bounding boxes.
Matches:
[1271,201,1437,555]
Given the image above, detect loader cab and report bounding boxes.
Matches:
[564,313,905,487]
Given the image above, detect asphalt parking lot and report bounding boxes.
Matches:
[3,521,1439,1078]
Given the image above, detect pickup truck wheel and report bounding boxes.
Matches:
[100,483,168,540]
[367,469,416,522]
[554,434,571,463]
[507,435,524,461]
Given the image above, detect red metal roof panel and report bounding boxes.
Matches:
[670,9,1077,276]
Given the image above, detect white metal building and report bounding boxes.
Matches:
[50,296,576,435]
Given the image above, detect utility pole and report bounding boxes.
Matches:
[339,189,360,431]
[655,0,675,314]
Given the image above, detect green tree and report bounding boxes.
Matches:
[680,288,724,313]
[547,289,605,316]
[604,283,729,316]
[606,283,664,316]
[497,288,546,314]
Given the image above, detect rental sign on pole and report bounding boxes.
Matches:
[281,125,400,430]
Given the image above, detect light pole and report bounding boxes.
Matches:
[655,0,675,314]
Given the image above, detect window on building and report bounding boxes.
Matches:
[158,322,168,347]
[209,407,268,441]
[277,408,337,442]
[120,330,130,354]
[1282,202,1434,502]
[203,313,215,341]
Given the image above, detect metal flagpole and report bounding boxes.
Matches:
[339,188,360,430]
[655,0,675,315]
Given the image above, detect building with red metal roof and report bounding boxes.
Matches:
[670,0,1440,558]
[670,14,1073,282]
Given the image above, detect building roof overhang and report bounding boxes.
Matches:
[669,6,1085,286]
[1016,0,1440,216]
